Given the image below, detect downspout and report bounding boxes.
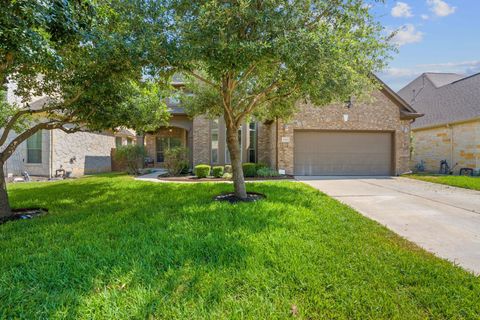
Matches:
[449,124,454,170]
[49,130,54,178]
[275,117,279,171]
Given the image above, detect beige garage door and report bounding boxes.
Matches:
[294,131,393,176]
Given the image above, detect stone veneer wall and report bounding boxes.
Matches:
[2,129,51,177]
[51,130,116,176]
[412,120,480,173]
[275,89,412,175]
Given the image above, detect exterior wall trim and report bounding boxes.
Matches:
[413,117,480,132]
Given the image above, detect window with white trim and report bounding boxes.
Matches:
[248,122,257,163]
[26,131,42,163]
[211,119,219,164]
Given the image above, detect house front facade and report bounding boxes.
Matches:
[398,73,480,174]
[142,78,420,176]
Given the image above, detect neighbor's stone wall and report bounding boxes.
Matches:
[1,129,28,176]
[276,89,412,175]
[192,116,210,165]
[412,120,480,173]
[51,130,116,177]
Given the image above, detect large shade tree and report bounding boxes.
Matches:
[0,0,170,218]
[158,0,393,199]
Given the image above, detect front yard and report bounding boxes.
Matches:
[405,174,480,191]
[1,175,479,319]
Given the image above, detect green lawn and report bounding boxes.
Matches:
[1,175,479,319]
[405,174,480,191]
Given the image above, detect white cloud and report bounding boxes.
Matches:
[421,14,429,20]
[390,24,424,46]
[427,0,456,17]
[379,60,480,90]
[391,2,414,18]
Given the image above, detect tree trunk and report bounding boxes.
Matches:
[225,120,248,199]
[0,162,12,218]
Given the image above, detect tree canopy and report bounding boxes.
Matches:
[0,0,170,217]
[152,0,393,198]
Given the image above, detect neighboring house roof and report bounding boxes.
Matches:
[398,72,480,129]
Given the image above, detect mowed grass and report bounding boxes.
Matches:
[405,174,480,191]
[1,175,479,319]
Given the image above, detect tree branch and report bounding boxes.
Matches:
[185,70,219,90]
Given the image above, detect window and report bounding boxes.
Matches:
[127,138,133,145]
[27,131,42,163]
[211,119,219,164]
[248,122,257,163]
[225,127,242,164]
[115,137,123,148]
[156,137,181,163]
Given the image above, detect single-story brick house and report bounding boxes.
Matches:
[142,76,421,176]
[398,72,480,174]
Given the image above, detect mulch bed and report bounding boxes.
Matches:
[0,208,48,225]
[158,175,294,182]
[214,192,265,203]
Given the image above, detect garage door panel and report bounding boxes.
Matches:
[294,131,392,176]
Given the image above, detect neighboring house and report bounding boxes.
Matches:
[142,77,421,176]
[398,73,480,173]
[2,96,136,178]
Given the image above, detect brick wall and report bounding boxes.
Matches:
[275,89,412,175]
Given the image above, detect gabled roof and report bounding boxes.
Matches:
[398,72,480,129]
[373,74,422,120]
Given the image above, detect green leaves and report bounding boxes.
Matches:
[163,0,392,121]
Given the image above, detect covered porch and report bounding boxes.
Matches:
[144,115,193,168]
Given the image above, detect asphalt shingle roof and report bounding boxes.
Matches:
[398,72,480,129]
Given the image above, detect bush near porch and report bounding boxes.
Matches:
[1,174,479,319]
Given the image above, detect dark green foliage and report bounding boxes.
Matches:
[164,147,189,176]
[194,164,211,178]
[256,163,268,171]
[242,163,257,177]
[212,166,224,178]
[114,145,145,175]
[256,167,280,178]
[1,175,479,318]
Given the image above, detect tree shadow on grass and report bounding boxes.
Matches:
[1,178,300,318]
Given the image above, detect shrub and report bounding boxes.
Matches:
[212,166,224,178]
[194,164,211,178]
[256,162,268,171]
[164,147,189,176]
[257,167,280,178]
[222,172,232,180]
[224,165,232,173]
[115,145,146,175]
[242,162,257,177]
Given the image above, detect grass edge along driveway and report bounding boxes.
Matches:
[405,173,480,191]
[1,174,479,319]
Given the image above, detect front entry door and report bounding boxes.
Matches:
[156,137,182,163]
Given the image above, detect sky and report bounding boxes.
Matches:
[371,0,480,91]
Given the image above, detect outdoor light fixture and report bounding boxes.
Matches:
[343,114,349,122]
[345,97,353,109]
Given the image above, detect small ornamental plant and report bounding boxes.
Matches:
[212,166,224,178]
[194,164,211,178]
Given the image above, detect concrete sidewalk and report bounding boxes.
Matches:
[296,176,480,274]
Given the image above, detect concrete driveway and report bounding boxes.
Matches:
[296,176,480,274]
